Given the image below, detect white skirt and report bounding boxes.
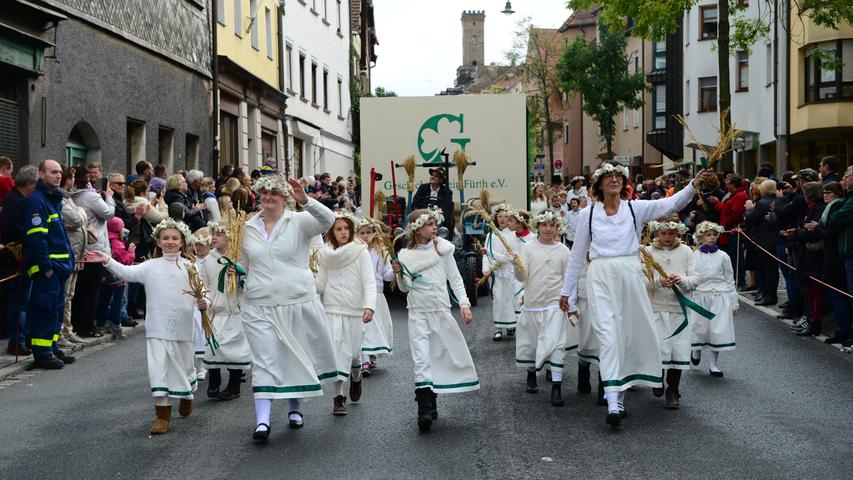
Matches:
[147,338,197,399]
[193,309,206,358]
[362,293,393,356]
[690,294,736,352]
[653,311,691,370]
[491,276,519,329]
[576,296,599,365]
[240,302,325,399]
[203,312,253,370]
[515,306,569,373]
[330,313,364,379]
[587,256,663,393]
[409,310,480,394]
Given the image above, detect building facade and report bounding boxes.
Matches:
[283,0,355,180]
[350,0,378,96]
[1,0,213,174]
[215,0,286,175]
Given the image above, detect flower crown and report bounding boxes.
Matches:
[591,163,630,183]
[334,210,359,226]
[507,209,530,227]
[648,220,688,235]
[252,174,291,197]
[207,221,228,236]
[570,175,585,184]
[693,221,724,242]
[406,209,444,235]
[530,210,567,233]
[152,218,193,244]
[490,203,511,216]
[190,229,212,245]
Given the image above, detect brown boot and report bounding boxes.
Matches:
[664,389,680,409]
[178,398,193,417]
[150,405,172,434]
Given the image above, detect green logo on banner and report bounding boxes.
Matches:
[417,113,472,163]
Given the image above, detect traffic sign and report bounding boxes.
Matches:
[554,160,563,170]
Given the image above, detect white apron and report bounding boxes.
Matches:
[653,311,692,370]
[147,338,197,399]
[515,306,569,373]
[492,276,520,329]
[690,294,736,352]
[362,292,393,356]
[330,313,365,377]
[409,311,480,394]
[202,311,253,370]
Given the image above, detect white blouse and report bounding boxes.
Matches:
[514,239,571,309]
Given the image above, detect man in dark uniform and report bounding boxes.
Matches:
[411,167,455,240]
[23,160,75,369]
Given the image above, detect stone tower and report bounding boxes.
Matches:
[461,10,485,68]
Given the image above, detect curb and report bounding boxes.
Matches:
[737,293,838,345]
[0,321,146,383]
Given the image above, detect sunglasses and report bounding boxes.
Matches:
[111,181,125,186]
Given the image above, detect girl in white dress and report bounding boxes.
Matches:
[392,209,478,432]
[190,228,211,381]
[86,218,202,435]
[690,221,738,377]
[199,221,253,401]
[642,218,699,409]
[355,219,394,375]
[317,212,376,416]
[530,183,548,216]
[511,210,573,407]
[560,163,709,429]
[481,203,520,341]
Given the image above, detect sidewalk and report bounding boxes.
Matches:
[0,322,145,382]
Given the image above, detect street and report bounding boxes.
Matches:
[1,293,851,480]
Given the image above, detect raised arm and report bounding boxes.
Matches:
[635,181,696,224]
[103,256,148,283]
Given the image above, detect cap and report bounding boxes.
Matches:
[792,168,819,182]
[428,167,446,178]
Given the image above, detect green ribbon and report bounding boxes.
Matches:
[216,256,246,293]
[667,287,715,339]
[206,334,220,356]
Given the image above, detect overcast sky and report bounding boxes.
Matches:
[370,0,572,97]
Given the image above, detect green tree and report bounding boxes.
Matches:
[372,86,397,97]
[556,19,646,159]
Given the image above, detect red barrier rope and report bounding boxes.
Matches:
[0,273,19,284]
[733,229,853,300]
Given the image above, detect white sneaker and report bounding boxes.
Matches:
[197,369,207,381]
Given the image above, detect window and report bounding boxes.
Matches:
[736,51,749,91]
[311,62,318,105]
[337,0,342,34]
[685,79,690,113]
[633,107,639,128]
[563,122,569,145]
[216,0,225,25]
[653,41,666,70]
[633,54,639,74]
[185,134,199,170]
[472,33,478,46]
[299,53,306,99]
[323,68,329,111]
[685,10,691,45]
[265,7,273,59]
[286,44,293,91]
[233,0,242,37]
[158,126,175,170]
[653,84,667,129]
[766,43,772,86]
[250,0,259,49]
[219,112,238,169]
[622,108,628,131]
[700,5,717,40]
[337,78,343,116]
[698,76,717,112]
[804,40,853,103]
[126,119,145,172]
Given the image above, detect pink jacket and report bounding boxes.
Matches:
[107,217,134,265]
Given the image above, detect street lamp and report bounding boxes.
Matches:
[501,1,515,15]
[732,137,746,175]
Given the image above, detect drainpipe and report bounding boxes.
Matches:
[211,0,220,171]
[278,2,290,177]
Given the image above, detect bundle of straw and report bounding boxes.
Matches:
[478,189,491,211]
[222,207,246,300]
[475,262,502,288]
[453,150,470,188]
[181,255,218,354]
[464,203,527,279]
[403,155,416,193]
[676,108,743,172]
[375,191,387,220]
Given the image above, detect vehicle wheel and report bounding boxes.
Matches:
[473,255,490,297]
[463,255,479,307]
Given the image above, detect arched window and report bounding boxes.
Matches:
[472,33,478,46]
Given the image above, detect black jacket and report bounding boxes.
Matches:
[164,189,204,231]
[815,199,845,286]
[793,201,826,276]
[412,183,454,235]
[744,196,778,246]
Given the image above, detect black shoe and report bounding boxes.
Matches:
[551,382,564,407]
[577,363,592,394]
[84,330,103,338]
[207,369,222,398]
[777,311,803,320]
[606,411,621,428]
[778,301,789,310]
[207,387,222,399]
[121,319,139,328]
[652,387,665,397]
[252,423,270,443]
[54,350,75,364]
[739,285,758,292]
[415,388,433,432]
[218,369,242,401]
[709,369,724,377]
[288,411,304,429]
[526,371,538,393]
[507,328,516,338]
[755,297,778,306]
[618,403,627,419]
[31,356,64,370]
[493,330,503,342]
[545,369,552,383]
[596,376,607,406]
[842,338,853,347]
[349,379,362,403]
[796,323,821,336]
[691,351,701,366]
[825,334,850,344]
[429,390,438,420]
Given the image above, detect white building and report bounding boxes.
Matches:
[682,1,777,175]
[283,0,355,180]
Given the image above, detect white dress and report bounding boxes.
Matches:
[561,182,697,393]
[104,254,197,399]
[317,241,376,381]
[514,239,575,374]
[483,228,522,329]
[193,256,207,359]
[362,247,395,356]
[643,244,699,370]
[690,248,738,352]
[198,249,253,370]
[397,238,479,394]
[238,198,337,399]
[530,198,548,216]
[575,262,598,364]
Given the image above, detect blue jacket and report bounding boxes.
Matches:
[23,180,74,279]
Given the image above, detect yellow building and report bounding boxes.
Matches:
[215,0,286,173]
[788,13,853,170]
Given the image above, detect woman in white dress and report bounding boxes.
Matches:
[560,163,710,428]
[530,183,548,216]
[237,175,337,442]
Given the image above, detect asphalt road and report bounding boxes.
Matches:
[1,293,852,480]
